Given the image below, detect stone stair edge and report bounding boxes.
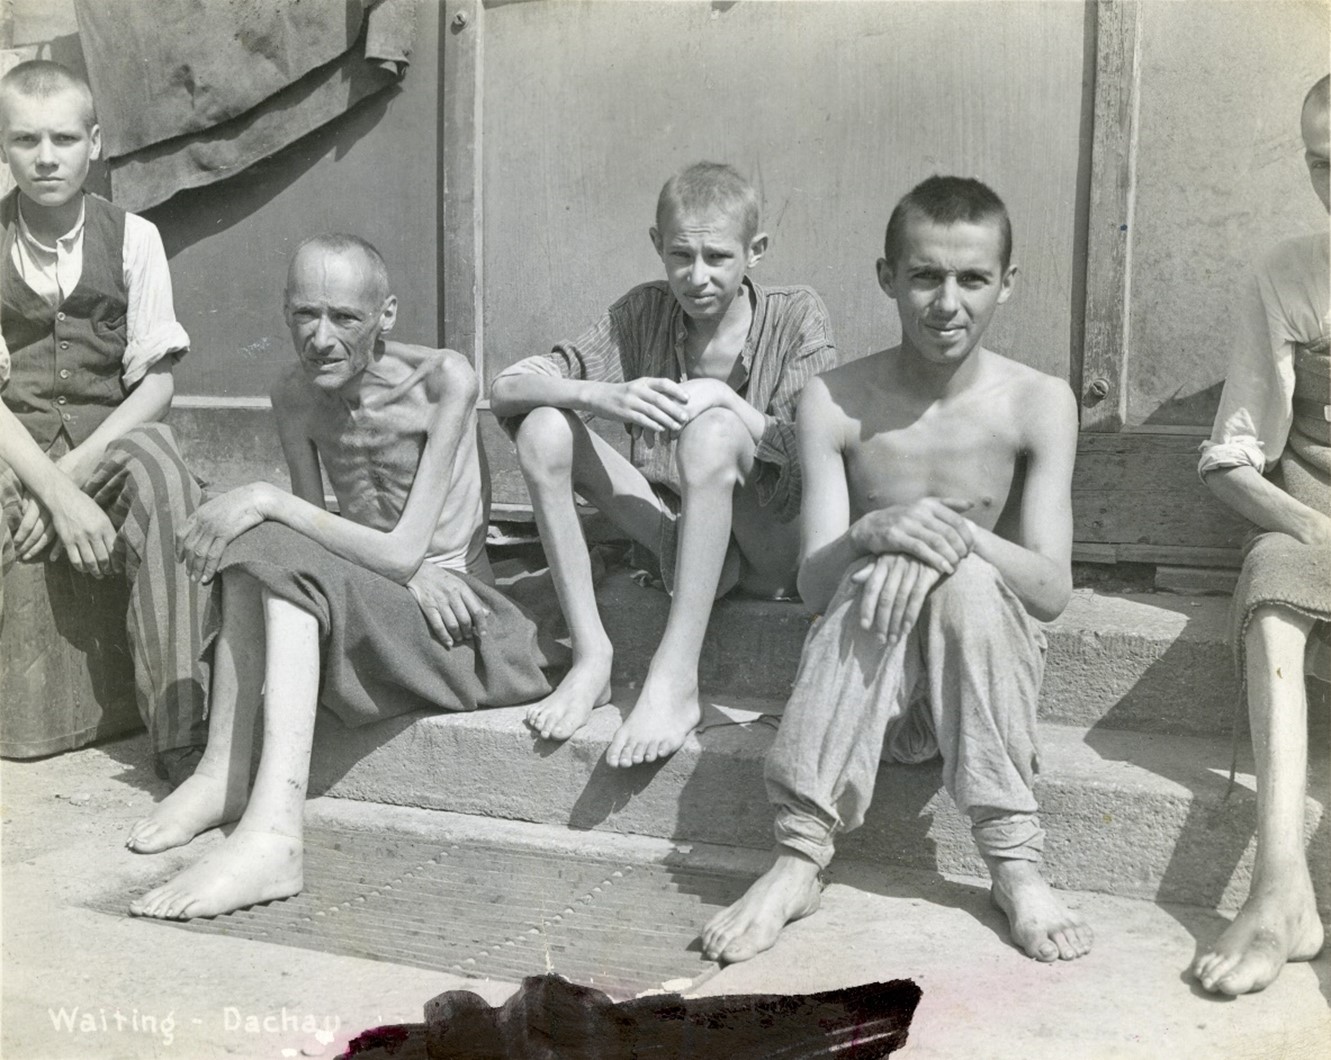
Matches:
[308,701,1327,910]
[593,567,1230,640]
[312,698,1326,801]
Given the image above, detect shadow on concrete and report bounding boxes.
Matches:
[1084,635,1330,1005]
[568,752,671,832]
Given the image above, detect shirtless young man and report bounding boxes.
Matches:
[491,162,835,768]
[125,234,550,919]
[703,176,1093,965]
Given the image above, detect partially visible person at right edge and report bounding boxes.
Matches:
[1193,73,1330,997]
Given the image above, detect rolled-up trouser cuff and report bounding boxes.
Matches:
[774,810,837,871]
[972,810,1045,863]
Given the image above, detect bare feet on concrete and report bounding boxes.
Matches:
[525,648,613,741]
[701,852,823,964]
[988,857,1093,962]
[604,675,701,768]
[128,829,303,920]
[126,771,247,854]
[1192,865,1324,995]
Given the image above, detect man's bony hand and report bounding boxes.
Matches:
[677,377,737,418]
[176,484,272,584]
[407,563,490,648]
[597,377,690,436]
[850,553,942,644]
[13,494,56,561]
[850,497,975,574]
[42,482,117,576]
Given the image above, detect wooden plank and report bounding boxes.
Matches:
[1079,0,1141,430]
[441,0,481,367]
[1154,565,1239,595]
[1118,544,1242,568]
[1071,543,1119,565]
[1072,429,1251,551]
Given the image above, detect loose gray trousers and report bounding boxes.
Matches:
[766,554,1047,869]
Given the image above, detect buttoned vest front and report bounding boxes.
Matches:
[1,191,128,448]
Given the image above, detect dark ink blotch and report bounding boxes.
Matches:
[395,973,925,1059]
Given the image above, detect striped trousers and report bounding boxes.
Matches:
[1,422,211,754]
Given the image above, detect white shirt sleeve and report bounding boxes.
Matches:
[121,212,190,388]
[1196,240,1318,480]
[1197,266,1293,479]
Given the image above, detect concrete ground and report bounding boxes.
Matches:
[2,735,1328,1059]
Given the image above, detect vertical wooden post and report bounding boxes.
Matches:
[441,0,482,377]
[1080,0,1142,432]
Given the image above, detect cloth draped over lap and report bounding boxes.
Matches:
[213,522,558,728]
[1231,339,1331,683]
[71,0,421,211]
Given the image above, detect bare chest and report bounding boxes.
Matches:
[312,402,428,523]
[845,415,1021,532]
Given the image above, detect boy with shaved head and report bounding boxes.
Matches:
[0,60,208,779]
[704,176,1093,966]
[126,235,553,919]
[1192,74,1330,996]
[491,162,835,768]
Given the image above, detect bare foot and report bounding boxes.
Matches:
[525,650,613,741]
[129,829,303,920]
[701,852,822,963]
[1192,868,1323,995]
[126,771,246,854]
[604,677,701,768]
[988,857,1093,962]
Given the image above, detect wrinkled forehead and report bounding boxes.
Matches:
[286,248,384,306]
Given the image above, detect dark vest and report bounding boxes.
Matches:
[1,191,129,448]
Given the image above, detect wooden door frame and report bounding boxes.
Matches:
[1073,0,1248,566]
[441,0,1250,565]
[441,0,483,383]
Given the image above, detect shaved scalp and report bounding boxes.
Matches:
[656,161,761,242]
[1303,74,1330,116]
[0,60,96,129]
[884,175,1013,272]
[287,233,391,303]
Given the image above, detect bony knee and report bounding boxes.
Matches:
[942,552,1000,590]
[676,407,748,482]
[515,407,575,470]
[928,553,1002,610]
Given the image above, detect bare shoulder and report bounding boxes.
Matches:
[986,353,1078,447]
[817,349,892,404]
[382,343,480,404]
[798,352,889,447]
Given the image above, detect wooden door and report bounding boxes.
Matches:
[1077,0,1328,566]
[444,0,1327,566]
[443,0,1091,508]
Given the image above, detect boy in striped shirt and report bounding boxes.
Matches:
[491,162,835,768]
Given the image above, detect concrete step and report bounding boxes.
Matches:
[309,693,1329,912]
[594,569,1241,738]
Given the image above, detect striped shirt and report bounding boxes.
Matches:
[495,278,836,521]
